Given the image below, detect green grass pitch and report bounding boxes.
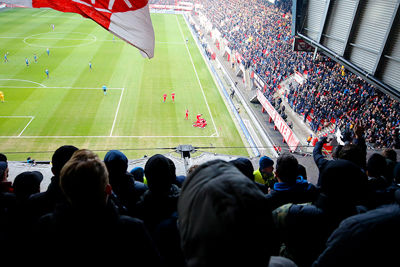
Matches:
[0,8,248,160]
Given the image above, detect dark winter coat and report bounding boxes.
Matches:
[34,200,162,265]
[313,197,400,267]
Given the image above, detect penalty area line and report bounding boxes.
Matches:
[0,116,35,137]
[110,88,124,136]
[18,116,35,137]
[0,86,124,90]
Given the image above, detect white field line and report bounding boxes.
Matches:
[156,41,186,45]
[110,88,124,136]
[27,37,95,41]
[0,116,33,118]
[0,135,218,139]
[0,36,186,45]
[31,9,49,17]
[0,86,124,90]
[0,79,46,87]
[175,15,219,137]
[0,116,35,137]
[23,32,97,48]
[18,116,35,137]
[38,15,83,19]
[0,87,215,138]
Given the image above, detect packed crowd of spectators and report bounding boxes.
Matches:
[1,134,400,265]
[286,55,400,149]
[196,0,400,149]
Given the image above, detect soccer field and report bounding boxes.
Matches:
[0,8,248,160]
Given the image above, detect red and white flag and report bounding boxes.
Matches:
[7,0,155,58]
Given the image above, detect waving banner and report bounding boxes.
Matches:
[7,0,155,58]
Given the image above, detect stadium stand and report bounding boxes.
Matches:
[198,0,400,150]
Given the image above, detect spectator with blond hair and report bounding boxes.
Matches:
[34,149,161,265]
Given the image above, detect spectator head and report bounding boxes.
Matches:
[0,161,8,181]
[104,150,128,178]
[178,159,273,267]
[275,153,299,183]
[259,156,274,175]
[382,148,397,162]
[366,153,387,178]
[0,153,7,162]
[338,144,365,168]
[144,154,174,194]
[60,149,111,207]
[319,159,367,202]
[130,167,144,183]
[297,164,307,180]
[51,145,79,177]
[13,171,43,199]
[230,157,254,181]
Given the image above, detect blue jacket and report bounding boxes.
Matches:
[266,178,319,211]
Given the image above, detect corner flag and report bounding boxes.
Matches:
[7,0,155,58]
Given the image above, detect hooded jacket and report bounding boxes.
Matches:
[312,191,400,267]
[135,154,180,233]
[273,159,368,267]
[178,159,277,267]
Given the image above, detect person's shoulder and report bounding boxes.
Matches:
[134,180,148,192]
[117,215,150,233]
[0,191,16,202]
[28,191,47,202]
[269,256,298,267]
[118,214,144,224]
[341,203,400,230]
[278,202,319,218]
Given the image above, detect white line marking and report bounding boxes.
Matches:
[0,79,46,87]
[156,41,186,45]
[0,113,215,138]
[0,116,35,137]
[0,36,185,45]
[0,116,33,118]
[110,88,124,136]
[175,15,219,137]
[0,135,218,139]
[26,37,95,41]
[17,116,35,137]
[23,32,97,48]
[0,86,123,90]
[36,15,83,19]
[32,9,49,17]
